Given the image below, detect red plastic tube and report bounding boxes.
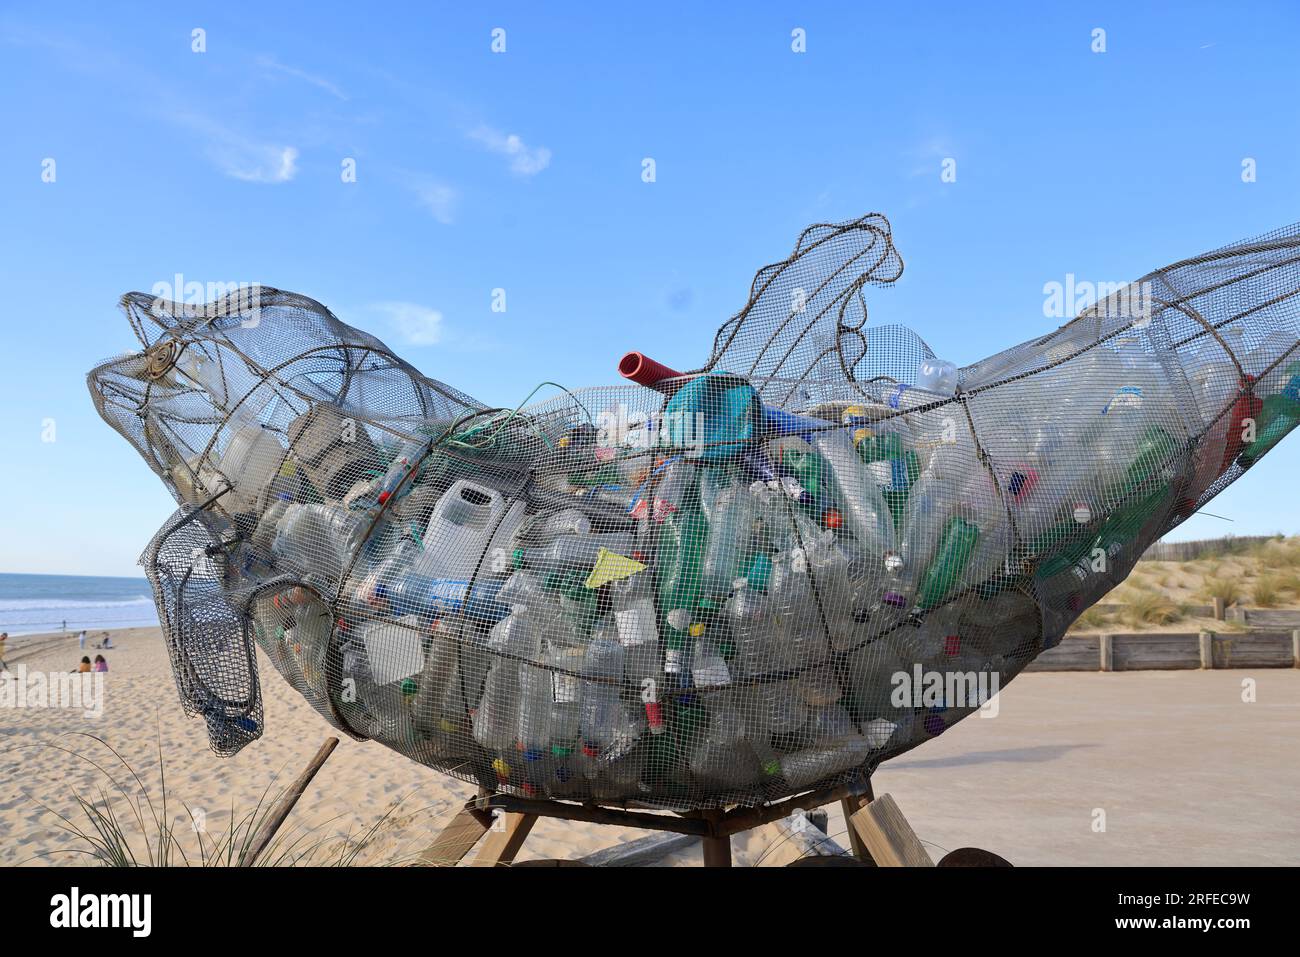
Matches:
[618,352,684,392]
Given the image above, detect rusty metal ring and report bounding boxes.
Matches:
[144,340,178,380]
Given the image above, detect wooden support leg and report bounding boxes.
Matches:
[848,793,934,867]
[417,803,495,867]
[840,795,874,863]
[701,834,732,867]
[700,808,731,867]
[470,811,538,867]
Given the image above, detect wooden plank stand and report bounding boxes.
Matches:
[416,776,998,868]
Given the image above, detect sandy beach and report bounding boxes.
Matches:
[2,626,1297,866]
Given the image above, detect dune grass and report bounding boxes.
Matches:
[1199,576,1243,608]
[1120,590,1183,628]
[23,732,415,867]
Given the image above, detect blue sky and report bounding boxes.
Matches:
[1,1,1298,577]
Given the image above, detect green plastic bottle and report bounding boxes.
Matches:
[916,516,980,610]
[654,461,707,686]
[1239,389,1300,467]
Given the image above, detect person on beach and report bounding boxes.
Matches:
[100,632,114,649]
[78,630,87,649]
[0,632,9,673]
[93,655,108,673]
[75,656,91,674]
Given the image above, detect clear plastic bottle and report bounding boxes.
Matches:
[511,532,636,576]
[611,571,665,734]
[472,610,533,753]
[805,428,897,561]
[579,620,626,764]
[728,577,808,745]
[769,549,842,702]
[775,702,871,790]
[699,477,762,601]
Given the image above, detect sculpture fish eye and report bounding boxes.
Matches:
[86,214,1300,811]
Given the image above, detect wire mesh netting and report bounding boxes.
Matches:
[88,214,1300,810]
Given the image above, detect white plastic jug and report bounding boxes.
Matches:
[205,426,284,513]
[415,479,521,580]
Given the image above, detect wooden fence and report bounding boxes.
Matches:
[1025,629,1300,672]
[1139,535,1282,562]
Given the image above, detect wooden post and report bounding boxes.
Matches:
[1292,629,1300,668]
[1199,631,1214,670]
[1099,633,1113,672]
[842,790,873,863]
[417,802,494,866]
[1213,596,1226,621]
[849,794,933,866]
[240,737,339,866]
[700,809,732,867]
[470,811,538,867]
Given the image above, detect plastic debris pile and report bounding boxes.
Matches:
[88,215,1300,809]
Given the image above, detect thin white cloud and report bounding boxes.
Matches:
[256,55,348,100]
[173,112,299,183]
[370,301,445,346]
[217,143,299,183]
[412,180,457,223]
[467,125,552,176]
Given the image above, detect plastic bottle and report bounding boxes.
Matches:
[769,547,842,700]
[728,578,808,752]
[208,425,285,514]
[521,508,592,544]
[472,610,533,753]
[915,358,959,396]
[611,571,666,734]
[654,462,707,686]
[516,649,554,767]
[579,621,626,765]
[893,437,970,607]
[273,502,376,585]
[411,618,463,738]
[699,477,762,601]
[361,569,509,630]
[510,533,636,576]
[690,694,762,788]
[1239,362,1300,467]
[854,425,922,527]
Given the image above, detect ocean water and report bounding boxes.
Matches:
[0,573,158,636]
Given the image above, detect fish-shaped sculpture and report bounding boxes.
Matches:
[87,214,1300,810]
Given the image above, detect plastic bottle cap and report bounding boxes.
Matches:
[688,623,705,638]
[511,547,525,569]
[581,742,600,758]
[823,509,843,530]
[377,491,390,505]
[852,427,873,445]
[491,758,510,779]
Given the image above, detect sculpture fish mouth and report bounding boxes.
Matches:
[87,214,1300,811]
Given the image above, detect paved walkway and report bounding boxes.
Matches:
[822,670,1299,865]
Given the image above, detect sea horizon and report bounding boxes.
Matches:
[0,572,158,637]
